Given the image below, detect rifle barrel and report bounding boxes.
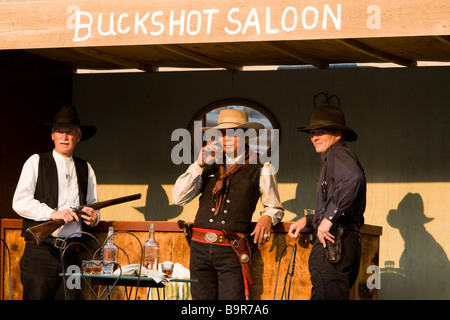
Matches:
[71,193,142,213]
[26,193,142,245]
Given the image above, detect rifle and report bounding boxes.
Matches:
[26,193,142,245]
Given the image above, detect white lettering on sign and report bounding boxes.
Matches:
[266,7,279,34]
[281,7,297,32]
[186,10,201,35]
[73,11,93,42]
[302,7,319,30]
[170,10,185,36]
[135,12,150,35]
[242,8,261,35]
[204,9,220,34]
[117,13,130,34]
[224,8,241,35]
[98,13,117,36]
[323,4,341,30]
[71,4,345,42]
[151,11,164,36]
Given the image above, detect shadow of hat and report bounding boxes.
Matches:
[38,105,96,141]
[133,185,182,221]
[387,193,434,228]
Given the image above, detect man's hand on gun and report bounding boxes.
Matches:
[80,207,99,226]
[50,206,98,226]
[50,209,79,224]
[28,194,140,245]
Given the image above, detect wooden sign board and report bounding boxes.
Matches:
[0,0,449,50]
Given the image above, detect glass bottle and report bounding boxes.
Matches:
[103,226,118,274]
[143,223,159,270]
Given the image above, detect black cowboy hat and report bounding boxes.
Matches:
[38,105,96,141]
[297,105,358,142]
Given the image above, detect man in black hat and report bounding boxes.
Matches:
[13,105,100,300]
[288,105,366,300]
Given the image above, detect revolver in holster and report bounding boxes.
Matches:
[325,223,344,263]
[223,230,254,286]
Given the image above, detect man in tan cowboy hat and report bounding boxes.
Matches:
[13,105,100,299]
[288,105,366,300]
[173,108,284,300]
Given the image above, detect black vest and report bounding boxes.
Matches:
[194,163,262,234]
[21,152,89,238]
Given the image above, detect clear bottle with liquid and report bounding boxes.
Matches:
[143,223,159,270]
[103,226,118,274]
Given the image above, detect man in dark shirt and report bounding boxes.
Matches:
[289,105,366,299]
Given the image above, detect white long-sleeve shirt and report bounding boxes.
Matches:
[12,150,99,238]
[172,159,284,226]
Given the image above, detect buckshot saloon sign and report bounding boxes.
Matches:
[0,0,448,49]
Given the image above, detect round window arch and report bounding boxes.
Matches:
[188,99,280,156]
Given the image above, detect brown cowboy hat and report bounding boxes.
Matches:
[202,109,264,131]
[38,105,96,141]
[297,105,357,141]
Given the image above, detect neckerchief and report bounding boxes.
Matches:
[211,147,250,215]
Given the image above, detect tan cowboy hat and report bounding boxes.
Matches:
[202,109,264,131]
[38,105,96,141]
[297,105,357,141]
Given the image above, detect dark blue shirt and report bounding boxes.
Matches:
[307,141,366,230]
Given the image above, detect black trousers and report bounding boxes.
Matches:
[308,232,361,300]
[190,240,245,300]
[20,241,82,300]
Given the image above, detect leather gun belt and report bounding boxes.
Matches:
[191,228,245,246]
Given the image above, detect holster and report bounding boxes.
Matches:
[325,224,344,264]
[223,230,254,286]
[177,220,193,245]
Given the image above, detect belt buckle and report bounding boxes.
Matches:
[204,232,218,243]
[53,238,67,249]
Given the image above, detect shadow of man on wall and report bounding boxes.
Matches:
[381,193,450,299]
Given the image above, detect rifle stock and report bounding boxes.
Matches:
[26,219,66,245]
[26,193,141,245]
